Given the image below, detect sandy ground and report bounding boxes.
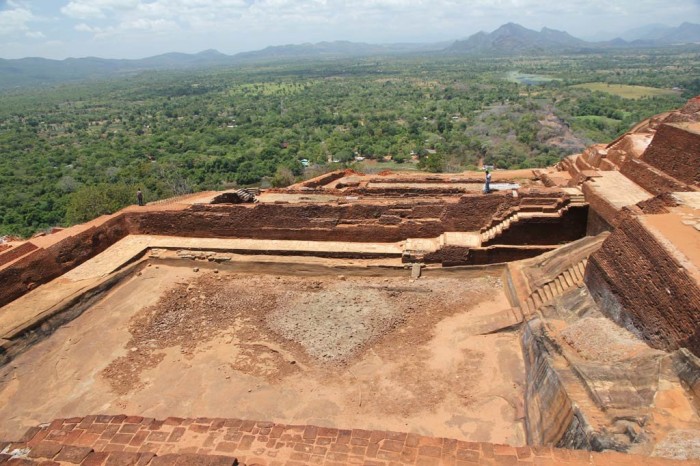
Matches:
[0,263,525,445]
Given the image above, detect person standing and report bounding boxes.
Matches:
[484,170,492,194]
[137,189,144,206]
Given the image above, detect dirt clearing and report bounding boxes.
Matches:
[0,262,526,445]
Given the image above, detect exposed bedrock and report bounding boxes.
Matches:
[585,214,700,357]
[522,317,591,449]
[522,284,700,458]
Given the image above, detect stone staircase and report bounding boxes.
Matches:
[521,258,588,316]
[480,195,586,244]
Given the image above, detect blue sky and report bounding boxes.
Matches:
[1,0,698,59]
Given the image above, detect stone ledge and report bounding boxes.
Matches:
[1,416,697,466]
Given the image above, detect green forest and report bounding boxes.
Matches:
[1,49,699,237]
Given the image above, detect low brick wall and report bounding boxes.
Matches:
[0,215,130,309]
[3,415,696,466]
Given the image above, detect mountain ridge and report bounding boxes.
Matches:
[1,22,698,90]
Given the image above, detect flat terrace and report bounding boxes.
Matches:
[0,244,527,447]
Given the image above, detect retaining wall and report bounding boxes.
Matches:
[585,214,700,357]
[641,123,700,187]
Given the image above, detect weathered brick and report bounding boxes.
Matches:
[351,429,371,440]
[515,446,532,459]
[405,433,421,448]
[207,455,238,466]
[303,426,318,440]
[163,418,183,427]
[380,439,404,453]
[418,445,442,458]
[376,449,401,461]
[82,451,110,466]
[55,445,93,464]
[88,424,108,435]
[119,425,140,435]
[366,443,379,458]
[418,436,443,447]
[239,421,256,433]
[146,432,169,443]
[18,427,42,443]
[455,448,481,463]
[238,435,254,450]
[167,428,185,443]
[401,446,418,463]
[215,442,238,453]
[346,436,369,449]
[147,454,180,466]
[318,427,339,438]
[290,451,311,462]
[222,419,242,429]
[135,452,156,466]
[493,454,519,465]
[129,431,149,447]
[188,425,209,434]
[147,421,164,431]
[79,417,98,430]
[26,429,49,447]
[27,441,63,459]
[110,434,133,445]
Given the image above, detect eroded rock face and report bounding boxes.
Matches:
[522,285,700,457]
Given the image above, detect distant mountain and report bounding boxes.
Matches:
[1,23,699,90]
[232,40,447,62]
[614,22,700,43]
[0,49,234,90]
[0,41,446,90]
[445,22,700,56]
[618,23,673,41]
[657,22,700,44]
[446,23,587,55]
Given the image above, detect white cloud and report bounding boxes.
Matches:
[25,30,45,38]
[9,0,698,58]
[0,1,33,36]
[61,0,141,19]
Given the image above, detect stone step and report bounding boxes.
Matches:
[563,270,574,288]
[571,265,583,283]
[554,277,564,295]
[526,297,536,314]
[543,283,554,301]
[532,291,543,308]
[577,261,586,278]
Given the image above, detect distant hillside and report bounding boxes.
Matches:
[446,23,587,55]
[447,22,700,55]
[1,22,698,90]
[232,40,447,62]
[616,22,700,45]
[0,50,234,90]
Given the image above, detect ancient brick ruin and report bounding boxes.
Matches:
[0,98,699,465]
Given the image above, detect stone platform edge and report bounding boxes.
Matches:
[2,416,698,466]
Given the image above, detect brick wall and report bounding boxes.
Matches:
[585,215,700,357]
[641,123,700,187]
